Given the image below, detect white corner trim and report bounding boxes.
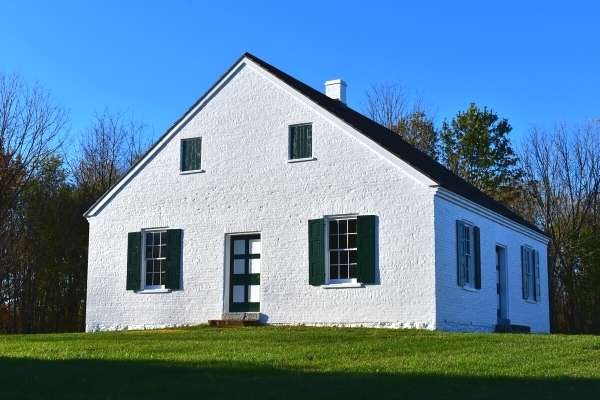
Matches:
[321,283,363,289]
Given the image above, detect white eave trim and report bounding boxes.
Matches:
[434,187,549,244]
[85,60,250,218]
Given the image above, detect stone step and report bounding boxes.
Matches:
[495,324,531,333]
[208,312,262,327]
[207,319,261,327]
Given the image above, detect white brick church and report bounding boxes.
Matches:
[84,53,550,333]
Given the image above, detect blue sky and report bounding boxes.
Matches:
[1,1,598,146]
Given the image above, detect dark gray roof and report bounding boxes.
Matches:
[243,52,545,236]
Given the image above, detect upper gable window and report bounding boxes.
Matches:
[289,124,312,160]
[181,138,202,172]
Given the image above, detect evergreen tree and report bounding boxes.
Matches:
[440,103,523,208]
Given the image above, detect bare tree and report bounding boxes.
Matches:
[360,81,438,159]
[520,120,600,333]
[72,108,151,199]
[361,81,414,130]
[0,72,68,220]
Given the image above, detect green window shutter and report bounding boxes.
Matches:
[165,229,182,290]
[533,250,541,302]
[290,124,312,159]
[126,232,141,290]
[308,219,325,285]
[521,246,530,300]
[181,138,202,171]
[474,226,481,289]
[291,126,299,158]
[456,220,467,286]
[305,125,312,158]
[357,215,376,284]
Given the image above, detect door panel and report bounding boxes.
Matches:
[496,246,509,322]
[229,234,260,312]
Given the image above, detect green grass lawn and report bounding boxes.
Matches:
[0,325,599,399]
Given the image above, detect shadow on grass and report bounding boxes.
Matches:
[0,357,598,400]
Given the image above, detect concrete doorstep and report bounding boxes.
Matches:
[495,324,531,333]
[208,312,262,327]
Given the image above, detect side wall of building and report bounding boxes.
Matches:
[85,63,439,331]
[434,194,550,333]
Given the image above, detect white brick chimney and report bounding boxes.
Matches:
[325,79,347,104]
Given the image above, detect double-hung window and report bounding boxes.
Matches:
[289,124,312,160]
[181,138,202,172]
[144,231,167,289]
[308,215,376,285]
[521,246,541,302]
[328,218,358,283]
[456,220,481,289]
[126,229,182,291]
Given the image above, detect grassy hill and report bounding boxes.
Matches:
[0,325,599,399]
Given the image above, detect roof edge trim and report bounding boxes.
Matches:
[84,54,254,218]
[435,188,549,242]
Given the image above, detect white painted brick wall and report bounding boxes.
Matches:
[85,61,548,333]
[434,196,550,333]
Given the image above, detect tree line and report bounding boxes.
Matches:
[1,71,598,334]
[363,81,600,334]
[0,72,149,333]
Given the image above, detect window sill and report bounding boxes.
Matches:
[287,157,316,163]
[462,285,478,292]
[180,169,205,175]
[526,299,538,304]
[322,283,363,289]
[137,289,171,294]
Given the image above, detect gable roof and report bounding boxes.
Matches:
[241,53,544,236]
[85,52,545,237]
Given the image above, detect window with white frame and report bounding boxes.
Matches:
[456,220,481,289]
[308,215,376,286]
[328,218,358,283]
[126,229,182,291]
[144,231,167,288]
